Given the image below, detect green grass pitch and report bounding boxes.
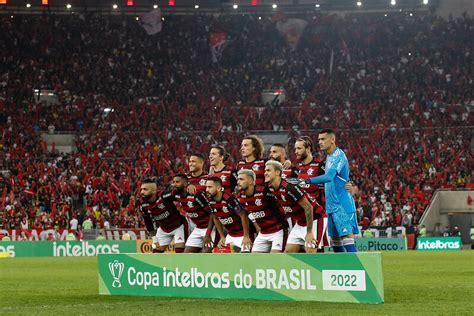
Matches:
[1,251,473,315]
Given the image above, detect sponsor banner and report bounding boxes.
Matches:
[417,237,462,251]
[98,253,384,304]
[136,240,154,253]
[356,238,407,251]
[0,241,137,257]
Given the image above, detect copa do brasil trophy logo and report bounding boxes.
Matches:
[109,260,125,288]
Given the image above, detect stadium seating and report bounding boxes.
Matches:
[0,12,472,231]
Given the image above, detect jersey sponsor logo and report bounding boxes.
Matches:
[219,217,234,225]
[153,211,170,221]
[251,211,266,219]
[187,212,199,218]
[283,206,293,214]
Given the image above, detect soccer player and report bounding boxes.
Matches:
[303,129,359,252]
[187,153,208,193]
[237,169,288,253]
[138,178,187,253]
[170,174,223,253]
[294,136,329,252]
[237,135,266,186]
[208,145,236,194]
[269,143,297,179]
[205,176,252,252]
[264,161,317,253]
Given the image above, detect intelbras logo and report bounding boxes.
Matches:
[54,241,120,257]
[417,239,461,250]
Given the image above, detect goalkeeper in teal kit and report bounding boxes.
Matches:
[303,129,359,252]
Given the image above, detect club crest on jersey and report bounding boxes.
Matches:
[252,165,259,171]
[255,199,262,206]
[158,203,165,209]
[220,175,227,182]
[187,201,194,208]
[307,168,314,175]
[222,206,229,213]
[199,179,206,186]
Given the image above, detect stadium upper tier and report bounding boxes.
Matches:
[0,12,472,231]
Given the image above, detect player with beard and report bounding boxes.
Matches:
[170,174,225,253]
[293,136,329,252]
[236,135,267,187]
[205,176,252,253]
[264,161,318,253]
[208,145,236,194]
[269,143,297,179]
[138,178,187,253]
[236,169,288,253]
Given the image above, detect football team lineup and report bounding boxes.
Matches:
[140,132,360,255]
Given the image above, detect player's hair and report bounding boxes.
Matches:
[319,128,335,136]
[189,152,205,161]
[142,177,157,184]
[207,176,223,186]
[265,160,283,176]
[141,178,158,188]
[296,136,313,151]
[237,169,256,183]
[211,145,229,162]
[172,173,188,182]
[271,143,286,151]
[243,135,265,159]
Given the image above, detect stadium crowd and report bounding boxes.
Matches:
[0,11,472,235]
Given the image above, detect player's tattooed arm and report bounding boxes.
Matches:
[239,211,252,252]
[298,197,317,249]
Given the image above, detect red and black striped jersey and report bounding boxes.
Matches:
[236,159,266,186]
[208,193,244,237]
[170,190,210,229]
[297,157,325,214]
[282,167,298,179]
[139,193,185,233]
[188,172,208,193]
[208,165,236,194]
[237,186,286,234]
[266,179,311,227]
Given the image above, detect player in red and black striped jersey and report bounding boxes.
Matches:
[170,174,221,253]
[208,145,236,194]
[294,136,329,251]
[269,143,298,179]
[138,178,187,253]
[236,135,267,187]
[205,176,252,253]
[187,153,208,193]
[264,161,319,253]
[236,169,288,253]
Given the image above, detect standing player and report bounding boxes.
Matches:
[187,153,208,193]
[208,145,236,194]
[138,178,187,253]
[237,135,267,187]
[269,143,297,179]
[170,174,223,253]
[205,176,252,252]
[294,136,329,252]
[264,161,317,253]
[237,169,288,253]
[304,129,359,252]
